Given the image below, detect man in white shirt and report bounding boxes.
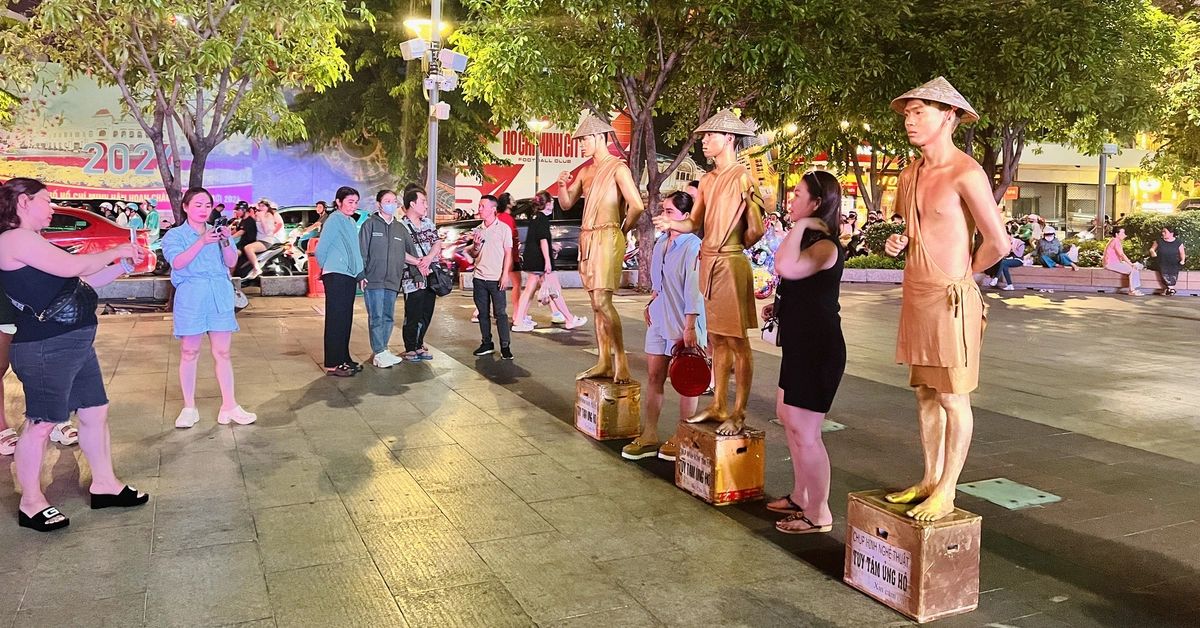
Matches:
[466,195,514,359]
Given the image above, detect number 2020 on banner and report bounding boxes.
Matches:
[82,142,173,176]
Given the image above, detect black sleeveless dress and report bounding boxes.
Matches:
[776,236,846,413]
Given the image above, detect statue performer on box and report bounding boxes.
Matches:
[882,77,1008,521]
[557,112,645,384]
[654,109,764,435]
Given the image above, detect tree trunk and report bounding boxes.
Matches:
[188,143,213,191]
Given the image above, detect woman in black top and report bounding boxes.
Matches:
[511,192,584,331]
[1150,226,1186,296]
[0,178,150,531]
[762,170,845,535]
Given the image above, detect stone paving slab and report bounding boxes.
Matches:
[0,287,1197,626]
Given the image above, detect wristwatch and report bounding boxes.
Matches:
[120,258,135,274]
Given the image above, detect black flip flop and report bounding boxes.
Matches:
[19,506,69,532]
[776,513,833,535]
[766,495,804,514]
[90,486,149,510]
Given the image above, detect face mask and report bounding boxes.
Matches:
[381,202,398,215]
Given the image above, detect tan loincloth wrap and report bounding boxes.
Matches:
[578,223,625,293]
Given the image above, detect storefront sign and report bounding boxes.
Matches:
[1004,186,1020,201]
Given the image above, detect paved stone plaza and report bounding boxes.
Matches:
[0,284,1198,627]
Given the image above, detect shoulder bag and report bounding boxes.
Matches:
[8,277,98,326]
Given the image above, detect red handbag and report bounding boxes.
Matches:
[669,343,711,397]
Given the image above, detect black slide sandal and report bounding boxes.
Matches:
[19,506,70,532]
[90,486,149,510]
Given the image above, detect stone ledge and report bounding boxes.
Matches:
[95,276,173,301]
[259,275,308,296]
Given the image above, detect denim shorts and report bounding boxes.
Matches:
[8,326,109,424]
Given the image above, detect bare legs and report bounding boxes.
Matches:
[885,384,974,521]
[180,332,242,412]
[775,389,832,526]
[243,242,266,275]
[686,335,753,434]
[17,404,127,520]
[578,290,629,383]
[179,335,203,410]
[640,354,699,444]
[513,277,539,324]
[208,332,239,412]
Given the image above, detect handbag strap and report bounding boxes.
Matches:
[7,277,80,323]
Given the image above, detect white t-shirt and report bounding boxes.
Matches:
[472,219,512,281]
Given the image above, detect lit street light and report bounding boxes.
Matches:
[527,118,550,195]
[400,6,468,202]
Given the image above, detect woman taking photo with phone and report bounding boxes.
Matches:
[0,177,150,531]
[762,170,846,535]
[163,187,257,429]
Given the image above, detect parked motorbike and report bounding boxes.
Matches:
[234,236,305,282]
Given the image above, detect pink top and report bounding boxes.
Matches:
[1103,238,1123,266]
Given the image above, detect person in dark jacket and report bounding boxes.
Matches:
[1036,227,1077,269]
[359,189,418,369]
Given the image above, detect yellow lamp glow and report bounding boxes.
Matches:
[404,19,451,40]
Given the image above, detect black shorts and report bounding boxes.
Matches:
[8,326,108,424]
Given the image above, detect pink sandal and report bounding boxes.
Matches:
[51,423,79,446]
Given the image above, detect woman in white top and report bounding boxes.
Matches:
[243,198,284,279]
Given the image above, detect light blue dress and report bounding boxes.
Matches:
[163,224,239,338]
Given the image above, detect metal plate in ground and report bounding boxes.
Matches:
[957,477,1061,510]
[768,419,846,432]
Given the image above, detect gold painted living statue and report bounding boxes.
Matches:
[881,77,1008,521]
[653,109,764,435]
[557,111,645,384]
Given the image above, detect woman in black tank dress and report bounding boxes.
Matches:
[763,170,846,535]
[1150,226,1185,296]
[0,178,150,532]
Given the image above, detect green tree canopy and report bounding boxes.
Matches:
[778,0,1180,206]
[11,0,363,211]
[1144,13,1200,183]
[291,0,500,186]
[455,0,852,285]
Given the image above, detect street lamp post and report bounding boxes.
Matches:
[527,118,549,195]
[401,2,468,207]
[1098,143,1119,237]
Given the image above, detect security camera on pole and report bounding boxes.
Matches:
[401,0,470,199]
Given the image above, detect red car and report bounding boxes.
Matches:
[42,206,157,274]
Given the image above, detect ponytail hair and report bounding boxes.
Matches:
[0,177,48,234]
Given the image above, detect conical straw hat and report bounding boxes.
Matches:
[694,108,757,136]
[890,77,979,124]
[572,111,617,139]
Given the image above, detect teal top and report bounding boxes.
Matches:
[316,211,364,279]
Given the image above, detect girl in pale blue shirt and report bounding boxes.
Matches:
[162,187,257,429]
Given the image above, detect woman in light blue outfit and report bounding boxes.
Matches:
[162,187,257,429]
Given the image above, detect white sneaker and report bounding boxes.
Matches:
[565,316,588,330]
[1002,284,1014,291]
[523,316,537,327]
[217,405,257,425]
[373,351,400,368]
[512,322,536,332]
[988,277,998,287]
[551,312,567,324]
[175,407,200,429]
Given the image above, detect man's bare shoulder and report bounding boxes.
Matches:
[949,150,986,176]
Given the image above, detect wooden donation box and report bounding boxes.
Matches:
[673,421,764,505]
[574,378,641,440]
[844,490,982,624]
